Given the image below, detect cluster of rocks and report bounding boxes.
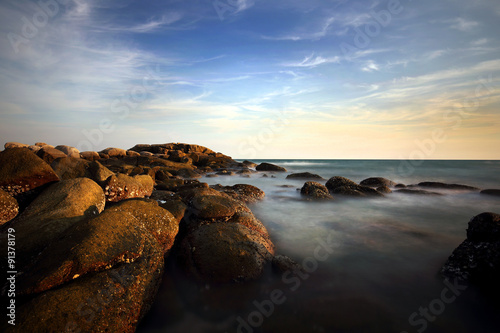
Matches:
[0,142,296,332]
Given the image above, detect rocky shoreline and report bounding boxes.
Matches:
[0,142,499,332]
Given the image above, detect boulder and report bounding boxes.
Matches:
[6,231,163,333]
[0,178,105,268]
[80,151,100,161]
[442,212,500,284]
[242,160,257,168]
[126,150,141,157]
[100,147,127,158]
[36,146,67,164]
[180,223,274,283]
[88,161,115,183]
[4,142,28,149]
[256,162,287,172]
[417,181,480,191]
[175,168,201,179]
[272,255,303,274]
[158,196,188,224]
[55,145,80,158]
[286,172,324,180]
[108,200,179,254]
[325,176,383,197]
[34,142,48,147]
[0,189,18,224]
[360,177,396,188]
[300,181,334,200]
[156,179,185,191]
[0,148,59,197]
[103,174,154,202]
[213,184,266,204]
[377,186,392,194]
[480,189,500,197]
[50,157,92,180]
[27,145,41,153]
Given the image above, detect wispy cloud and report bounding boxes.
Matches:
[284,53,340,68]
[449,17,479,31]
[262,16,335,41]
[361,60,380,72]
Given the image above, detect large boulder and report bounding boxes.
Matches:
[325,176,383,197]
[442,212,500,284]
[36,146,67,164]
[300,181,334,200]
[0,178,105,268]
[80,150,100,161]
[0,148,59,197]
[50,156,92,180]
[256,162,287,172]
[103,174,154,202]
[360,177,396,188]
[88,161,115,183]
[0,189,18,224]
[100,147,127,158]
[286,172,324,180]
[212,184,266,204]
[4,230,163,333]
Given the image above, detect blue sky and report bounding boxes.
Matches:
[0,0,499,159]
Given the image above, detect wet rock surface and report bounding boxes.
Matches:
[300,181,334,200]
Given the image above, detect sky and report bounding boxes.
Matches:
[0,0,499,159]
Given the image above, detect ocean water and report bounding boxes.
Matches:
[138,160,500,333]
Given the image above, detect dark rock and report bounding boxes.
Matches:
[156,179,186,191]
[300,181,334,200]
[159,197,188,224]
[325,176,383,197]
[417,181,480,191]
[103,174,154,202]
[50,156,91,180]
[180,223,274,283]
[242,160,257,168]
[442,212,500,284]
[256,162,287,172]
[214,184,266,204]
[286,172,324,180]
[36,146,67,164]
[175,168,201,179]
[206,174,218,178]
[377,186,392,194]
[360,177,396,188]
[0,178,105,269]
[88,161,115,183]
[480,189,500,197]
[216,170,236,176]
[0,148,59,197]
[395,189,442,196]
[272,255,303,274]
[0,189,18,224]
[149,190,176,201]
[395,183,407,188]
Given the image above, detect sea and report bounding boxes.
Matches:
[138,159,500,333]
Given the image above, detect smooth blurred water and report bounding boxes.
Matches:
[138,160,500,333]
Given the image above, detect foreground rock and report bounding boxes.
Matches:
[360,177,396,188]
[0,148,59,197]
[300,181,333,200]
[103,174,154,202]
[0,178,106,268]
[256,162,287,172]
[0,189,18,224]
[286,172,324,180]
[325,176,383,197]
[442,212,500,284]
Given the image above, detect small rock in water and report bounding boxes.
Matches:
[480,189,500,197]
[256,162,287,172]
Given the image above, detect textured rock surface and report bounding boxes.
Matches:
[360,177,396,188]
[301,181,334,200]
[103,174,154,202]
[325,176,383,197]
[286,172,324,180]
[0,189,18,224]
[256,162,287,172]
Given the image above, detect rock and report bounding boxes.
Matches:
[180,223,274,283]
[34,142,48,147]
[442,212,500,284]
[272,255,303,274]
[189,194,248,221]
[216,170,235,176]
[36,146,67,163]
[286,172,324,180]
[0,189,18,224]
[108,199,179,254]
[480,189,500,197]
[159,197,187,224]
[126,150,141,157]
[360,177,396,188]
[300,181,334,200]
[417,181,480,191]
[80,151,100,161]
[4,142,28,149]
[156,179,185,191]
[50,157,91,180]
[100,147,128,158]
[27,145,41,153]
[256,162,287,172]
[150,190,176,201]
[206,174,218,178]
[395,189,442,196]
[395,183,407,188]
[103,174,154,202]
[55,145,80,158]
[325,176,383,197]
[175,168,201,179]
[88,161,115,183]
[466,212,500,242]
[242,160,257,168]
[0,148,59,197]
[0,178,105,268]
[377,186,392,194]
[214,184,266,204]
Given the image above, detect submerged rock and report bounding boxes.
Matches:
[417,181,480,191]
[480,189,500,197]
[395,189,442,196]
[360,177,396,188]
[256,162,287,172]
[325,176,383,197]
[287,172,324,180]
[300,181,334,200]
